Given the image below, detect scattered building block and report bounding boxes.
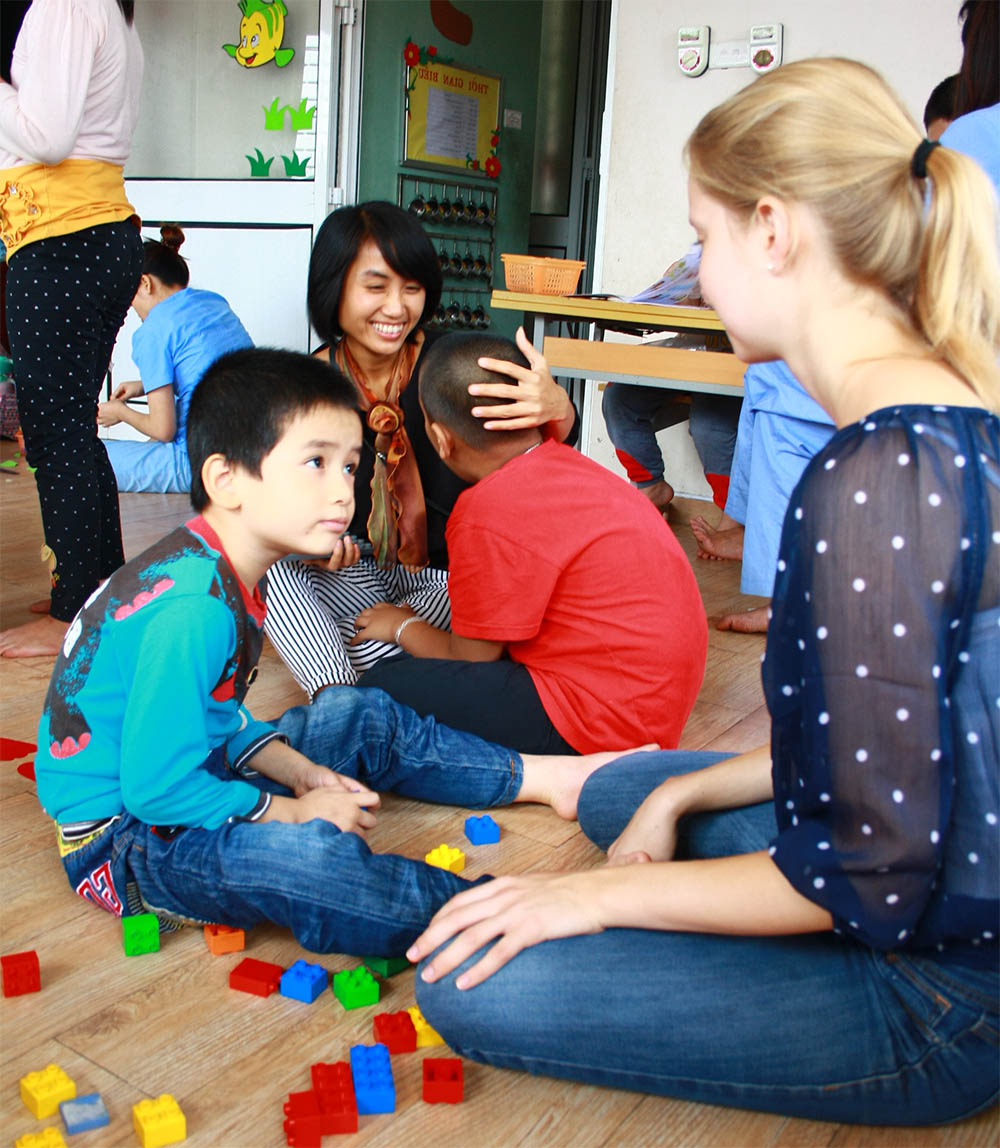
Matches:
[310,1063,357,1135]
[132,1093,186,1148]
[465,814,500,845]
[60,1091,110,1135]
[424,843,466,873]
[373,1010,417,1054]
[349,1044,395,1114]
[332,965,379,1010]
[407,1005,446,1048]
[360,954,410,978]
[280,959,328,1003]
[282,1091,323,1148]
[0,736,36,759]
[15,1129,66,1148]
[422,1057,464,1103]
[122,913,160,956]
[229,956,284,996]
[20,1065,76,1119]
[203,924,245,955]
[2,948,41,996]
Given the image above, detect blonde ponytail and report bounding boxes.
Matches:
[686,58,1000,411]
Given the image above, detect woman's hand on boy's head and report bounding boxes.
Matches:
[307,534,361,573]
[470,325,574,434]
[351,602,413,646]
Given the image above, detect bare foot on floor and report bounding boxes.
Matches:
[690,513,745,561]
[29,598,52,615]
[716,605,770,633]
[638,479,674,515]
[0,615,69,657]
[518,744,661,821]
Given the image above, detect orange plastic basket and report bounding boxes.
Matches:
[501,254,586,295]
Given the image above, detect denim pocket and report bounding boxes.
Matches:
[880,951,999,1047]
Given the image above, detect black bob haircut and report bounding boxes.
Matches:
[187,347,360,512]
[419,332,530,450]
[307,201,442,345]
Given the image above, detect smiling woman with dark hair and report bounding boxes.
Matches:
[264,201,578,695]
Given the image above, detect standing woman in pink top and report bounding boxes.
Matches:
[0,0,143,657]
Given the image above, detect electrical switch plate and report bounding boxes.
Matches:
[677,26,709,77]
[749,23,783,73]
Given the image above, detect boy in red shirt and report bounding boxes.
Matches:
[353,333,707,754]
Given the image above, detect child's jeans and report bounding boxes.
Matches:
[58,687,521,956]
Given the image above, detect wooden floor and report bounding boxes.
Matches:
[1,442,996,1148]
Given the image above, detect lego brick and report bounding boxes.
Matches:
[132,1093,186,1148]
[331,965,380,1010]
[203,924,245,955]
[229,956,284,996]
[465,814,501,845]
[349,1044,395,1115]
[2,948,41,996]
[280,959,328,1003]
[373,1010,417,1054]
[14,1129,66,1148]
[310,1064,358,1135]
[122,913,160,956]
[424,843,466,873]
[407,1005,446,1048]
[20,1064,76,1119]
[360,954,410,978]
[282,1091,323,1147]
[423,1057,464,1104]
[60,1091,110,1135]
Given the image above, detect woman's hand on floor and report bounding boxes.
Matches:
[408,872,605,989]
[470,326,575,436]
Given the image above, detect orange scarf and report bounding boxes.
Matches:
[333,338,428,570]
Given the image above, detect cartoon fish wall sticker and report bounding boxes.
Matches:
[223,0,295,69]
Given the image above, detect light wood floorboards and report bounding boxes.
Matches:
[1,445,996,1146]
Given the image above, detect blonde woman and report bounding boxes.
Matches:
[408,58,1000,1126]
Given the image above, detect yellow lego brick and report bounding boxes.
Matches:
[19,1064,76,1119]
[407,1004,446,1047]
[132,1093,187,1148]
[15,1128,67,1148]
[424,843,465,873]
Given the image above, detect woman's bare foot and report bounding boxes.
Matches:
[29,598,52,615]
[517,744,660,821]
[690,513,745,561]
[716,605,770,633]
[0,615,69,657]
[638,479,674,514]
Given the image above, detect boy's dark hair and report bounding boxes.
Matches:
[419,333,531,450]
[142,224,189,288]
[923,74,958,131]
[187,347,360,511]
[308,201,442,344]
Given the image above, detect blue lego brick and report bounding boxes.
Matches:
[60,1092,110,1135]
[465,814,500,845]
[349,1043,395,1114]
[280,959,328,1004]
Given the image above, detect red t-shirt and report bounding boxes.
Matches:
[446,440,707,753]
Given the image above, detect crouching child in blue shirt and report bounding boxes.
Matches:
[36,348,622,956]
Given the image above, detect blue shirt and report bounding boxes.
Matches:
[131,288,252,447]
[765,406,999,965]
[941,104,1000,196]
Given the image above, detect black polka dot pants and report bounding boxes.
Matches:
[6,221,143,620]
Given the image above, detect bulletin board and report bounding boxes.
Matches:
[404,60,501,176]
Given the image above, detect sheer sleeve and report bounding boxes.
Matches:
[764,407,1000,954]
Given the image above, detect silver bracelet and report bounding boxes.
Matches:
[393,615,421,645]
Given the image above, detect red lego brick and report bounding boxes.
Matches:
[204,924,245,955]
[422,1057,464,1104]
[229,957,283,996]
[310,1063,358,1135]
[373,1010,417,1054]
[2,949,41,997]
[282,1091,322,1148]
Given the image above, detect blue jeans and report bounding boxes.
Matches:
[416,752,1000,1125]
[59,688,520,956]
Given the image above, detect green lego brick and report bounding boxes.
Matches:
[361,954,411,977]
[122,912,160,956]
[332,965,380,1010]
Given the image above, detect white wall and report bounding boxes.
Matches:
[587,0,963,499]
